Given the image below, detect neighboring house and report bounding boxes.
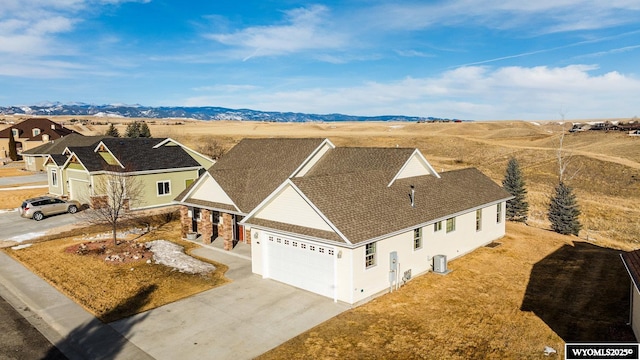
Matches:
[44,137,214,209]
[177,137,512,305]
[21,133,107,172]
[621,250,640,340]
[0,118,76,158]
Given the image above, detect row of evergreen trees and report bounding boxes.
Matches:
[502,158,582,236]
[104,121,151,138]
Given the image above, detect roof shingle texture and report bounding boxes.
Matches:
[0,118,76,140]
[622,250,640,290]
[22,134,107,155]
[205,138,326,213]
[290,167,511,244]
[69,137,200,172]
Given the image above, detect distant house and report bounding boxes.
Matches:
[21,133,107,172]
[44,138,214,209]
[630,130,640,137]
[0,118,76,159]
[177,137,512,304]
[621,251,640,340]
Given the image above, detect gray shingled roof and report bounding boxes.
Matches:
[304,147,416,181]
[67,137,201,173]
[287,167,512,244]
[22,134,107,155]
[194,138,327,213]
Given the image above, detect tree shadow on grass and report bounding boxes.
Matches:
[520,241,635,342]
[43,284,157,359]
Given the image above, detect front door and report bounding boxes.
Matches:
[233,215,245,246]
[191,207,200,233]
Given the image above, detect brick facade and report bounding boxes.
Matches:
[220,212,233,250]
[200,209,213,244]
[180,205,192,238]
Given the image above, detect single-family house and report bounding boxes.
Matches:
[0,118,77,158]
[44,137,214,209]
[621,250,640,340]
[21,133,107,172]
[177,137,512,304]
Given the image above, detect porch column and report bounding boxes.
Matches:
[180,205,192,239]
[200,209,213,244]
[221,213,233,251]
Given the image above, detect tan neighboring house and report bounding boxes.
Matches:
[0,118,76,158]
[45,137,214,209]
[21,133,107,172]
[621,251,640,340]
[176,137,512,304]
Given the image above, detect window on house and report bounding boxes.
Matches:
[365,242,376,268]
[11,129,18,137]
[476,209,482,231]
[157,181,170,196]
[32,128,41,136]
[434,221,442,232]
[51,169,57,186]
[497,203,502,223]
[446,217,456,233]
[414,228,422,250]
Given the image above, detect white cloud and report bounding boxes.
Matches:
[184,64,640,120]
[204,5,348,60]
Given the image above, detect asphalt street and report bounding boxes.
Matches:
[0,172,47,186]
[0,289,66,359]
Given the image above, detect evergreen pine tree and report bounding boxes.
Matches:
[8,130,18,161]
[502,158,529,222]
[548,182,582,236]
[105,123,120,137]
[125,121,140,138]
[138,122,151,137]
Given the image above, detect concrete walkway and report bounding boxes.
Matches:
[0,242,349,360]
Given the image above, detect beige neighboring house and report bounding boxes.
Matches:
[21,133,107,172]
[621,251,640,340]
[176,137,512,305]
[45,137,214,209]
[0,118,77,159]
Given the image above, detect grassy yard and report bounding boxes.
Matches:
[259,222,635,359]
[3,217,230,323]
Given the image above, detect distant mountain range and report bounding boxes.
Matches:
[0,103,456,122]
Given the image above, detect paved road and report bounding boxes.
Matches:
[0,173,47,186]
[0,210,85,242]
[0,289,66,359]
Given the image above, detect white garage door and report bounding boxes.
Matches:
[69,179,90,205]
[264,233,335,299]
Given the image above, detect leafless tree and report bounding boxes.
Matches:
[80,171,145,246]
[196,138,227,160]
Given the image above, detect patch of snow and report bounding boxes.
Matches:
[530,122,540,126]
[11,244,32,250]
[9,231,47,243]
[388,125,405,129]
[146,240,216,275]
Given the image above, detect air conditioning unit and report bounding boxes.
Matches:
[433,254,448,274]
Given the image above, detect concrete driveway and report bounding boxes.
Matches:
[111,246,350,360]
[0,210,85,242]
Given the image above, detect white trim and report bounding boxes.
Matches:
[176,172,211,201]
[88,166,201,177]
[289,138,335,178]
[93,141,125,169]
[51,168,58,187]
[242,179,352,245]
[387,149,440,187]
[244,224,347,247]
[152,137,215,164]
[175,172,242,213]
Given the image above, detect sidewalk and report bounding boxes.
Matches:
[0,252,154,360]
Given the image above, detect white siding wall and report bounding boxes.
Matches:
[427,203,506,261]
[253,185,333,231]
[396,153,432,180]
[633,285,640,341]
[294,142,333,177]
[191,177,235,206]
[252,229,264,275]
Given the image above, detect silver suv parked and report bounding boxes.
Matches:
[19,196,81,221]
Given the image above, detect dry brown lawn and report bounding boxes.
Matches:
[4,219,229,323]
[0,188,49,210]
[259,222,634,360]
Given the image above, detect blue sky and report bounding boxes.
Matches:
[1,0,639,120]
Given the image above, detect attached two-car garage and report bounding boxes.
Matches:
[262,232,336,299]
